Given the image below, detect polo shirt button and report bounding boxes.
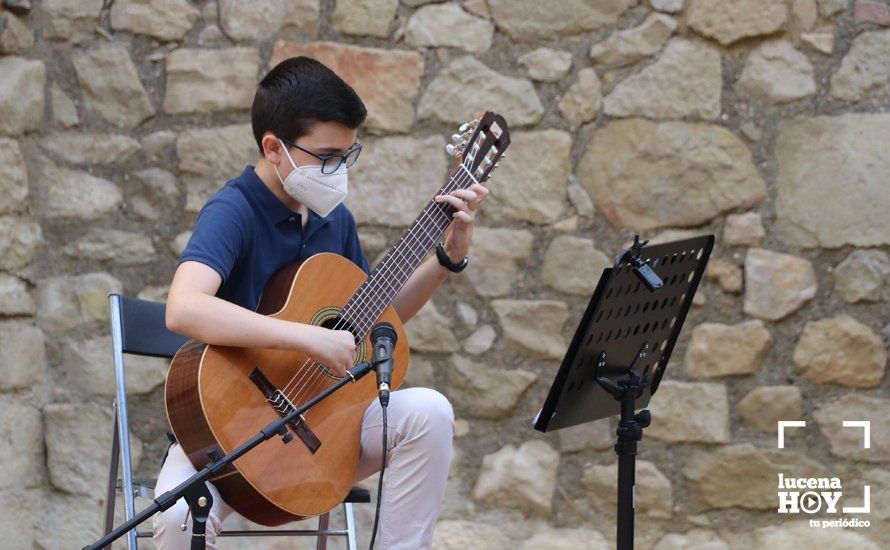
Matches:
[301,244,306,249]
[288,216,296,222]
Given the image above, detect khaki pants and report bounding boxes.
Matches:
[153,387,454,549]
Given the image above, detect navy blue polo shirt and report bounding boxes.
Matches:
[179,165,371,311]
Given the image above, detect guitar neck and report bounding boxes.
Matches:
[340,164,477,338]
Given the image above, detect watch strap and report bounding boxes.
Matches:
[435,242,468,273]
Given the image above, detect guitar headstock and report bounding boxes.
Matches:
[446,111,510,183]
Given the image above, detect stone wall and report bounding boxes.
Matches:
[0,0,888,548]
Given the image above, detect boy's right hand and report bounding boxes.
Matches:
[301,324,357,378]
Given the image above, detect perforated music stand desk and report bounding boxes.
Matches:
[532,234,714,550]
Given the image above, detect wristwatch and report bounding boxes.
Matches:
[435,242,469,273]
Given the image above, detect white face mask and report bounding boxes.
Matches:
[274,138,348,217]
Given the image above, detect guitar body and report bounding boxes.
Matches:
[165,253,409,525]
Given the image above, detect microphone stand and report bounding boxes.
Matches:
[368,322,397,549]
[85,360,378,550]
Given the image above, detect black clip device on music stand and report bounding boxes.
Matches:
[532,235,714,550]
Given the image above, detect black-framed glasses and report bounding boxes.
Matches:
[280,137,362,175]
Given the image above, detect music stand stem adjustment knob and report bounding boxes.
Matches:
[634,410,651,428]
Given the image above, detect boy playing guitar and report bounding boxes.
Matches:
[153,57,490,549]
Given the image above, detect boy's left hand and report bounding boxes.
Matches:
[433,182,489,262]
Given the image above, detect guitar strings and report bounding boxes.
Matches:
[284,189,467,404]
[277,162,480,408]
[279,164,478,406]
[277,170,472,410]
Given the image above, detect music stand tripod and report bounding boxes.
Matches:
[533,235,713,550]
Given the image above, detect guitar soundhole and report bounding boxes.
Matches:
[309,309,367,379]
[320,315,354,335]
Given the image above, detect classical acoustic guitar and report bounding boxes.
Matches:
[165,111,511,525]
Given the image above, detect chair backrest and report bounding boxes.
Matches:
[113,294,189,358]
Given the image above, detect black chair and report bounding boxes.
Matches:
[102,294,369,549]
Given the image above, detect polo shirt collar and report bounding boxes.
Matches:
[237,165,336,230]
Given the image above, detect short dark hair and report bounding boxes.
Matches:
[251,56,367,155]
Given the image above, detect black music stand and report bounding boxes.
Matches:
[533,235,714,550]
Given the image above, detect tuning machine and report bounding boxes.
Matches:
[458,119,479,133]
[448,119,479,156]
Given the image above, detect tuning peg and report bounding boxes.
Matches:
[445,143,459,156]
[451,134,463,144]
[459,123,470,133]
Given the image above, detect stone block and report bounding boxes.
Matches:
[776,114,890,247]
[406,2,493,52]
[0,320,45,390]
[484,130,571,224]
[738,386,803,433]
[492,299,568,360]
[813,394,890,462]
[684,443,828,509]
[541,235,611,296]
[0,138,28,213]
[472,440,560,516]
[44,402,143,496]
[405,300,459,353]
[418,56,543,126]
[0,397,43,490]
[743,248,816,320]
[270,41,423,133]
[487,0,635,41]
[72,46,154,127]
[445,354,535,419]
[164,48,259,114]
[0,56,44,136]
[579,119,766,232]
[219,0,319,41]
[603,39,721,120]
[687,0,787,45]
[684,320,772,378]
[110,0,199,41]
[646,380,730,443]
[453,227,534,297]
[518,48,572,82]
[794,315,886,387]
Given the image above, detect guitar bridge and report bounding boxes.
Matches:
[249,367,322,453]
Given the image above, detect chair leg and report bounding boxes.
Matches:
[344,503,357,550]
[110,295,139,550]
[316,512,330,550]
[104,401,121,536]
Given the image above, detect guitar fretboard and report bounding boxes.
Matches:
[340,164,478,339]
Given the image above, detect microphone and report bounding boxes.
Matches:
[370,322,397,406]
